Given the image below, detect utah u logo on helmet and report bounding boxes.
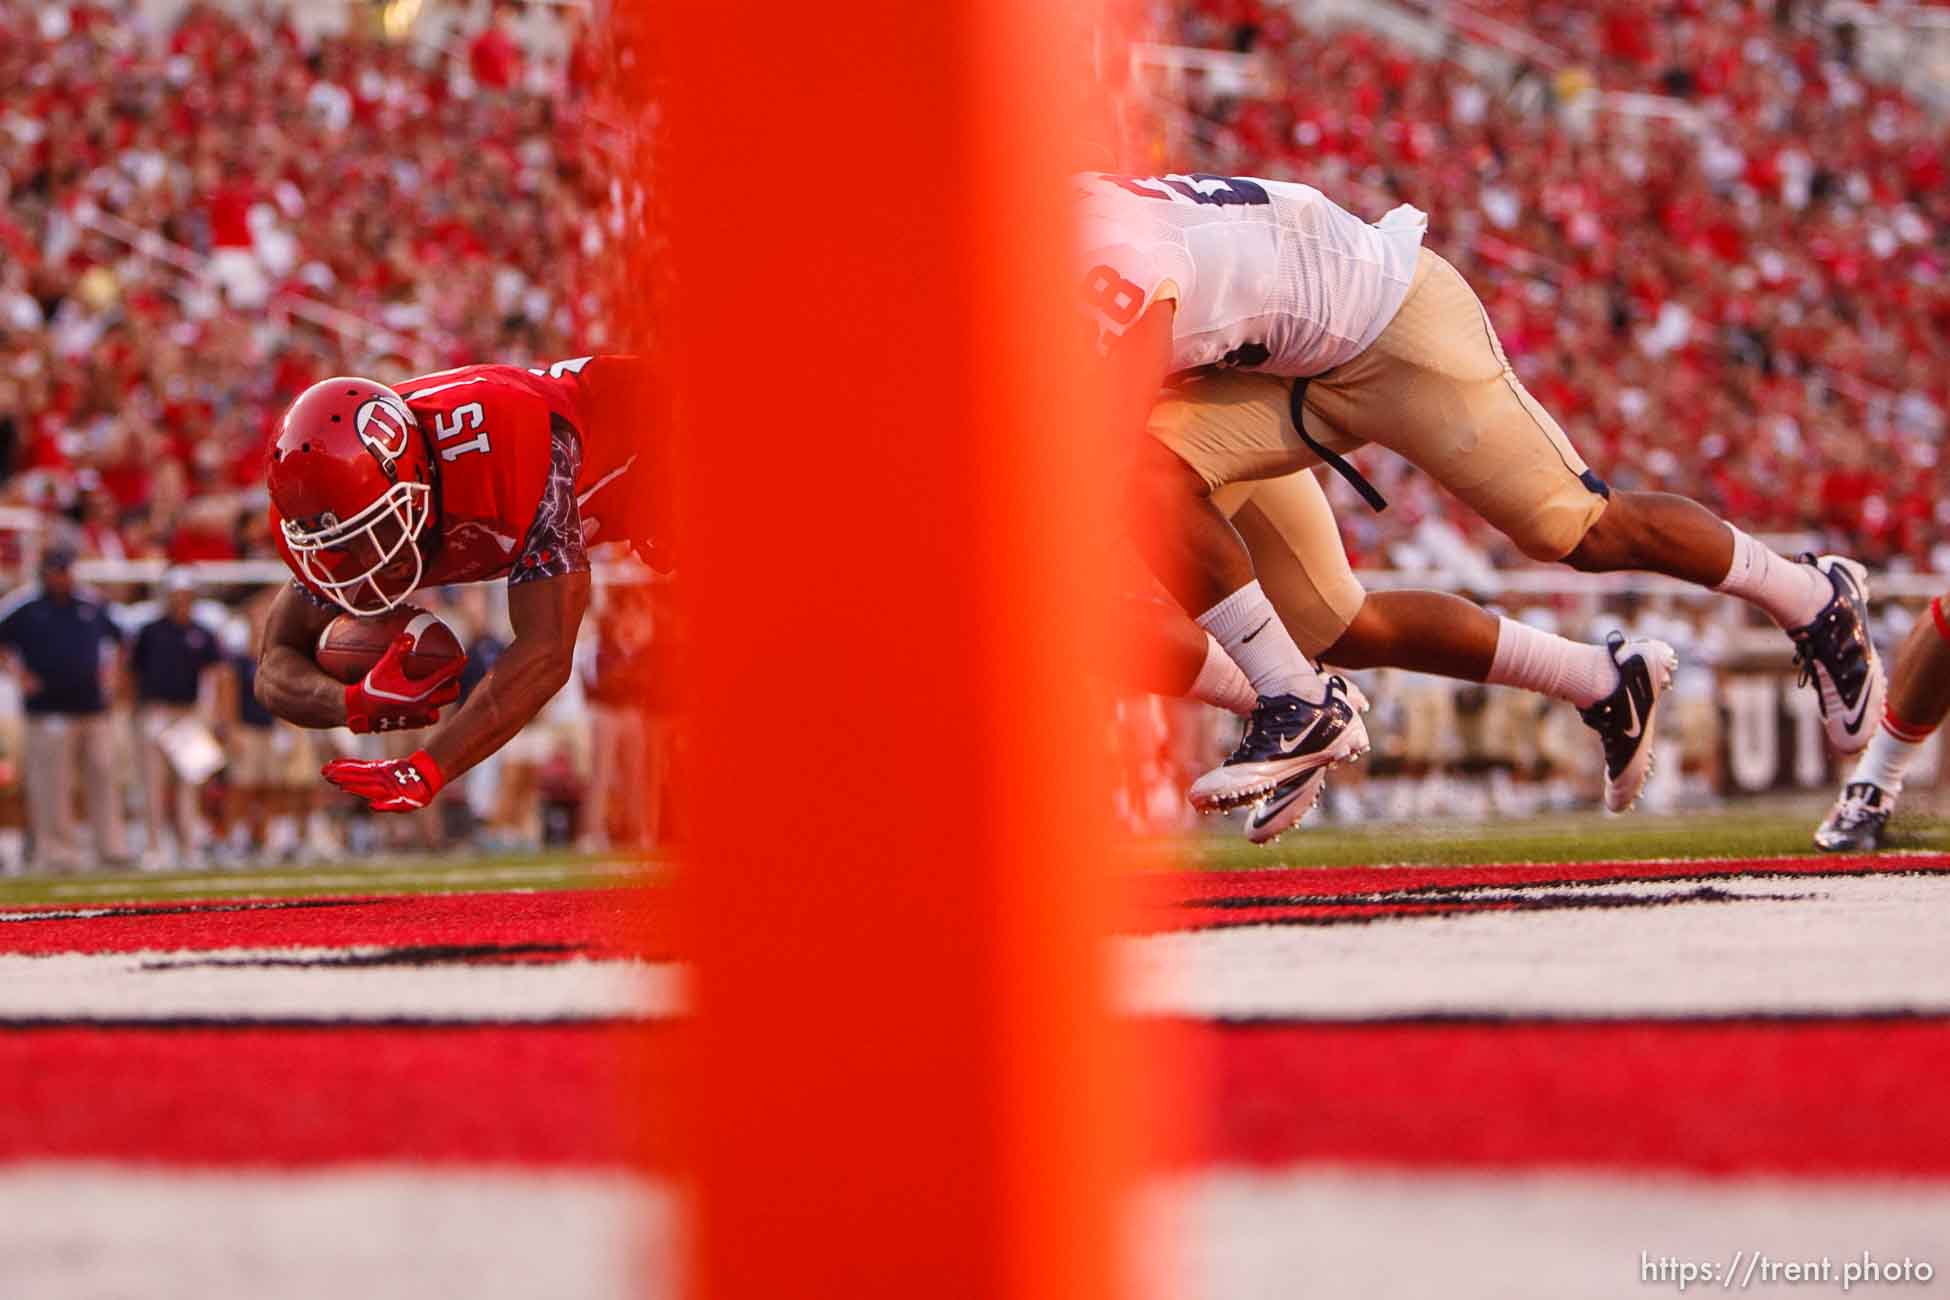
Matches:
[353,393,418,481]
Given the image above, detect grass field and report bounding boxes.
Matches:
[1,793,1940,907]
[0,851,642,906]
[1193,793,1950,871]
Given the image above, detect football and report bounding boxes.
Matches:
[314,606,466,685]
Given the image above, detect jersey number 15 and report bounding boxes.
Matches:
[433,403,490,461]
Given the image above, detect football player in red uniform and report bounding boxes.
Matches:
[253,355,654,812]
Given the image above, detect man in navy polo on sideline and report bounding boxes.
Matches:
[0,547,129,873]
[131,569,223,870]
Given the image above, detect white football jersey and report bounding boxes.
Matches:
[1077,172,1427,377]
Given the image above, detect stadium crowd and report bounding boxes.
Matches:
[3,0,1947,856]
[0,0,608,573]
[1150,0,1950,575]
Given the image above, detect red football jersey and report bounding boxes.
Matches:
[273,354,651,600]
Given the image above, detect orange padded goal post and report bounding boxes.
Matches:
[626,1,1146,1298]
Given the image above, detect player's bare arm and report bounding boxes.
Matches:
[424,569,590,783]
[254,582,349,729]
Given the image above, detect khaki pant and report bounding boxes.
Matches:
[583,704,668,849]
[139,703,204,857]
[1211,467,1368,659]
[229,726,277,789]
[1150,247,1609,563]
[23,713,126,870]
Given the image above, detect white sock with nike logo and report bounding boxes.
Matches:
[1197,580,1322,702]
[1190,633,1257,716]
[1849,713,1935,797]
[1488,616,1621,709]
[1715,527,1830,629]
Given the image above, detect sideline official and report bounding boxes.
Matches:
[131,570,222,869]
[0,548,128,872]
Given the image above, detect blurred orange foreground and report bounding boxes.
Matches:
[637,1,1137,1297]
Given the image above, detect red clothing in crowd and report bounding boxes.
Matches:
[206,179,257,249]
[469,23,522,90]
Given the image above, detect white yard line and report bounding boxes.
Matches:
[1123,873,1950,1020]
[8,1160,1941,1300]
[0,950,683,1021]
[1146,1168,1950,1300]
[0,1163,677,1300]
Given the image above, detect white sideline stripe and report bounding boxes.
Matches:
[0,907,125,923]
[0,1163,676,1300]
[1150,1168,1950,1300]
[1122,873,1950,1020]
[0,950,682,1022]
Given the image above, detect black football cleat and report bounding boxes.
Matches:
[1577,633,1678,814]
[1789,555,1885,755]
[1243,767,1327,845]
[1189,677,1369,814]
[1243,678,1369,843]
[1814,781,1894,852]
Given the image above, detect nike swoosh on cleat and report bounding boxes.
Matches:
[1277,715,1321,754]
[1241,618,1273,644]
[1840,682,1871,736]
[1620,691,1642,740]
[1254,780,1312,823]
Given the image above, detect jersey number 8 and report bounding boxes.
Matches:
[1083,265,1145,327]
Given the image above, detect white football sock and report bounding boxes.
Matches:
[1486,616,1620,709]
[1197,580,1321,701]
[1849,714,1935,796]
[1714,527,1830,629]
[1189,633,1256,715]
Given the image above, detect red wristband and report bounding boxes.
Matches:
[407,749,445,796]
[1931,595,1950,647]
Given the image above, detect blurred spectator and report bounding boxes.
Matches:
[130,568,222,869]
[216,612,279,861]
[579,581,656,852]
[0,547,128,871]
[1140,0,1950,568]
[470,5,526,92]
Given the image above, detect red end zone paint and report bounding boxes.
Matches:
[1147,854,1950,931]
[0,889,667,958]
[1172,853,1950,900]
[1188,1018,1950,1178]
[0,1025,667,1167]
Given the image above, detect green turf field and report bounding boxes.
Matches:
[1,795,1941,907]
[1188,793,1950,871]
[0,853,644,907]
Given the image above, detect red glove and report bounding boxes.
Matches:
[344,633,465,734]
[322,748,444,813]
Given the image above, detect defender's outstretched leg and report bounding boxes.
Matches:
[1564,490,1883,755]
[1816,594,1950,851]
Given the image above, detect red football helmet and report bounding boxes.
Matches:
[267,377,434,616]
